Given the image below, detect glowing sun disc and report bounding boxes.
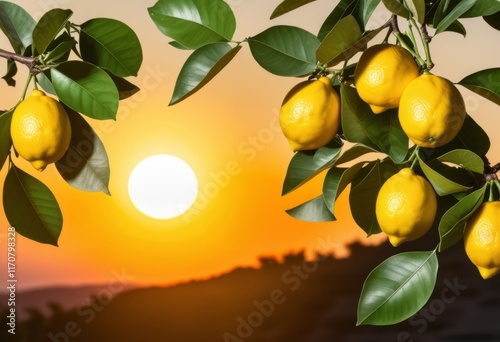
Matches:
[128,155,198,219]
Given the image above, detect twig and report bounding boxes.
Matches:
[0,48,39,75]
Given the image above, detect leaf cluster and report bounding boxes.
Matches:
[0,1,143,246]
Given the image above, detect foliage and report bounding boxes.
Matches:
[148,0,500,326]
[0,2,143,246]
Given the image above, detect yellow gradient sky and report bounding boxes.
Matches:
[0,0,499,290]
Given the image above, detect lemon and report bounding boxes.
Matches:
[279,77,340,151]
[375,168,437,246]
[464,201,500,279]
[354,44,419,114]
[11,89,71,171]
[399,72,466,148]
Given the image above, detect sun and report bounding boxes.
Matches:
[128,154,198,220]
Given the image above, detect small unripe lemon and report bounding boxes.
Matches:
[376,168,437,246]
[11,89,71,171]
[279,77,340,151]
[464,201,500,279]
[354,44,419,114]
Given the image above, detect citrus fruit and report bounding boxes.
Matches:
[375,168,437,246]
[11,89,71,171]
[464,201,500,279]
[399,72,466,148]
[279,76,340,151]
[354,44,419,114]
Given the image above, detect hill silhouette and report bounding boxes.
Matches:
[2,235,500,341]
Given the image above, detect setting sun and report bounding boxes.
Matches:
[128,154,198,220]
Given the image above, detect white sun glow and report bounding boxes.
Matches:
[128,155,198,220]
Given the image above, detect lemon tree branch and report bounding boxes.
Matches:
[0,48,39,74]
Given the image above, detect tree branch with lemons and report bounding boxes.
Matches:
[0,3,143,246]
[148,0,500,327]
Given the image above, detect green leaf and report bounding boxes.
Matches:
[340,85,409,162]
[438,186,486,251]
[36,71,56,95]
[357,250,438,325]
[170,43,242,105]
[318,0,381,39]
[484,11,500,31]
[248,26,320,77]
[382,0,411,18]
[0,109,13,168]
[350,0,383,30]
[2,59,17,86]
[3,165,63,246]
[56,107,110,194]
[107,73,140,100]
[148,0,236,50]
[459,68,500,106]
[433,0,477,34]
[318,0,357,41]
[80,18,143,77]
[51,61,119,120]
[443,19,467,36]
[323,26,384,67]
[270,0,317,19]
[316,15,361,66]
[168,41,190,50]
[462,1,500,17]
[437,149,484,174]
[349,161,400,236]
[282,139,343,195]
[406,0,426,23]
[0,1,36,53]
[418,154,472,196]
[335,144,378,165]
[323,162,366,214]
[44,37,76,64]
[32,9,72,54]
[420,115,490,158]
[286,196,335,222]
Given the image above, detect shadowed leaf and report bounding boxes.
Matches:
[3,165,63,246]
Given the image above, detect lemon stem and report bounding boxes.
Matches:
[20,74,33,101]
[489,181,495,202]
[405,19,427,69]
[409,146,420,170]
[393,32,426,67]
[409,17,434,70]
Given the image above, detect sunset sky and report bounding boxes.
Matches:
[1,0,499,291]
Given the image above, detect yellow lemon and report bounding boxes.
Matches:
[279,77,340,151]
[399,72,466,148]
[375,168,437,246]
[464,201,500,279]
[354,44,419,114]
[11,89,71,171]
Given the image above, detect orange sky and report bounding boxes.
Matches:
[1,0,499,290]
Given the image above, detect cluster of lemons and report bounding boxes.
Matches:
[279,43,499,279]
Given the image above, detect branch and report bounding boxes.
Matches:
[0,48,39,74]
[482,156,500,181]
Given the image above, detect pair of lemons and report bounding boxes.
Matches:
[278,43,466,152]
